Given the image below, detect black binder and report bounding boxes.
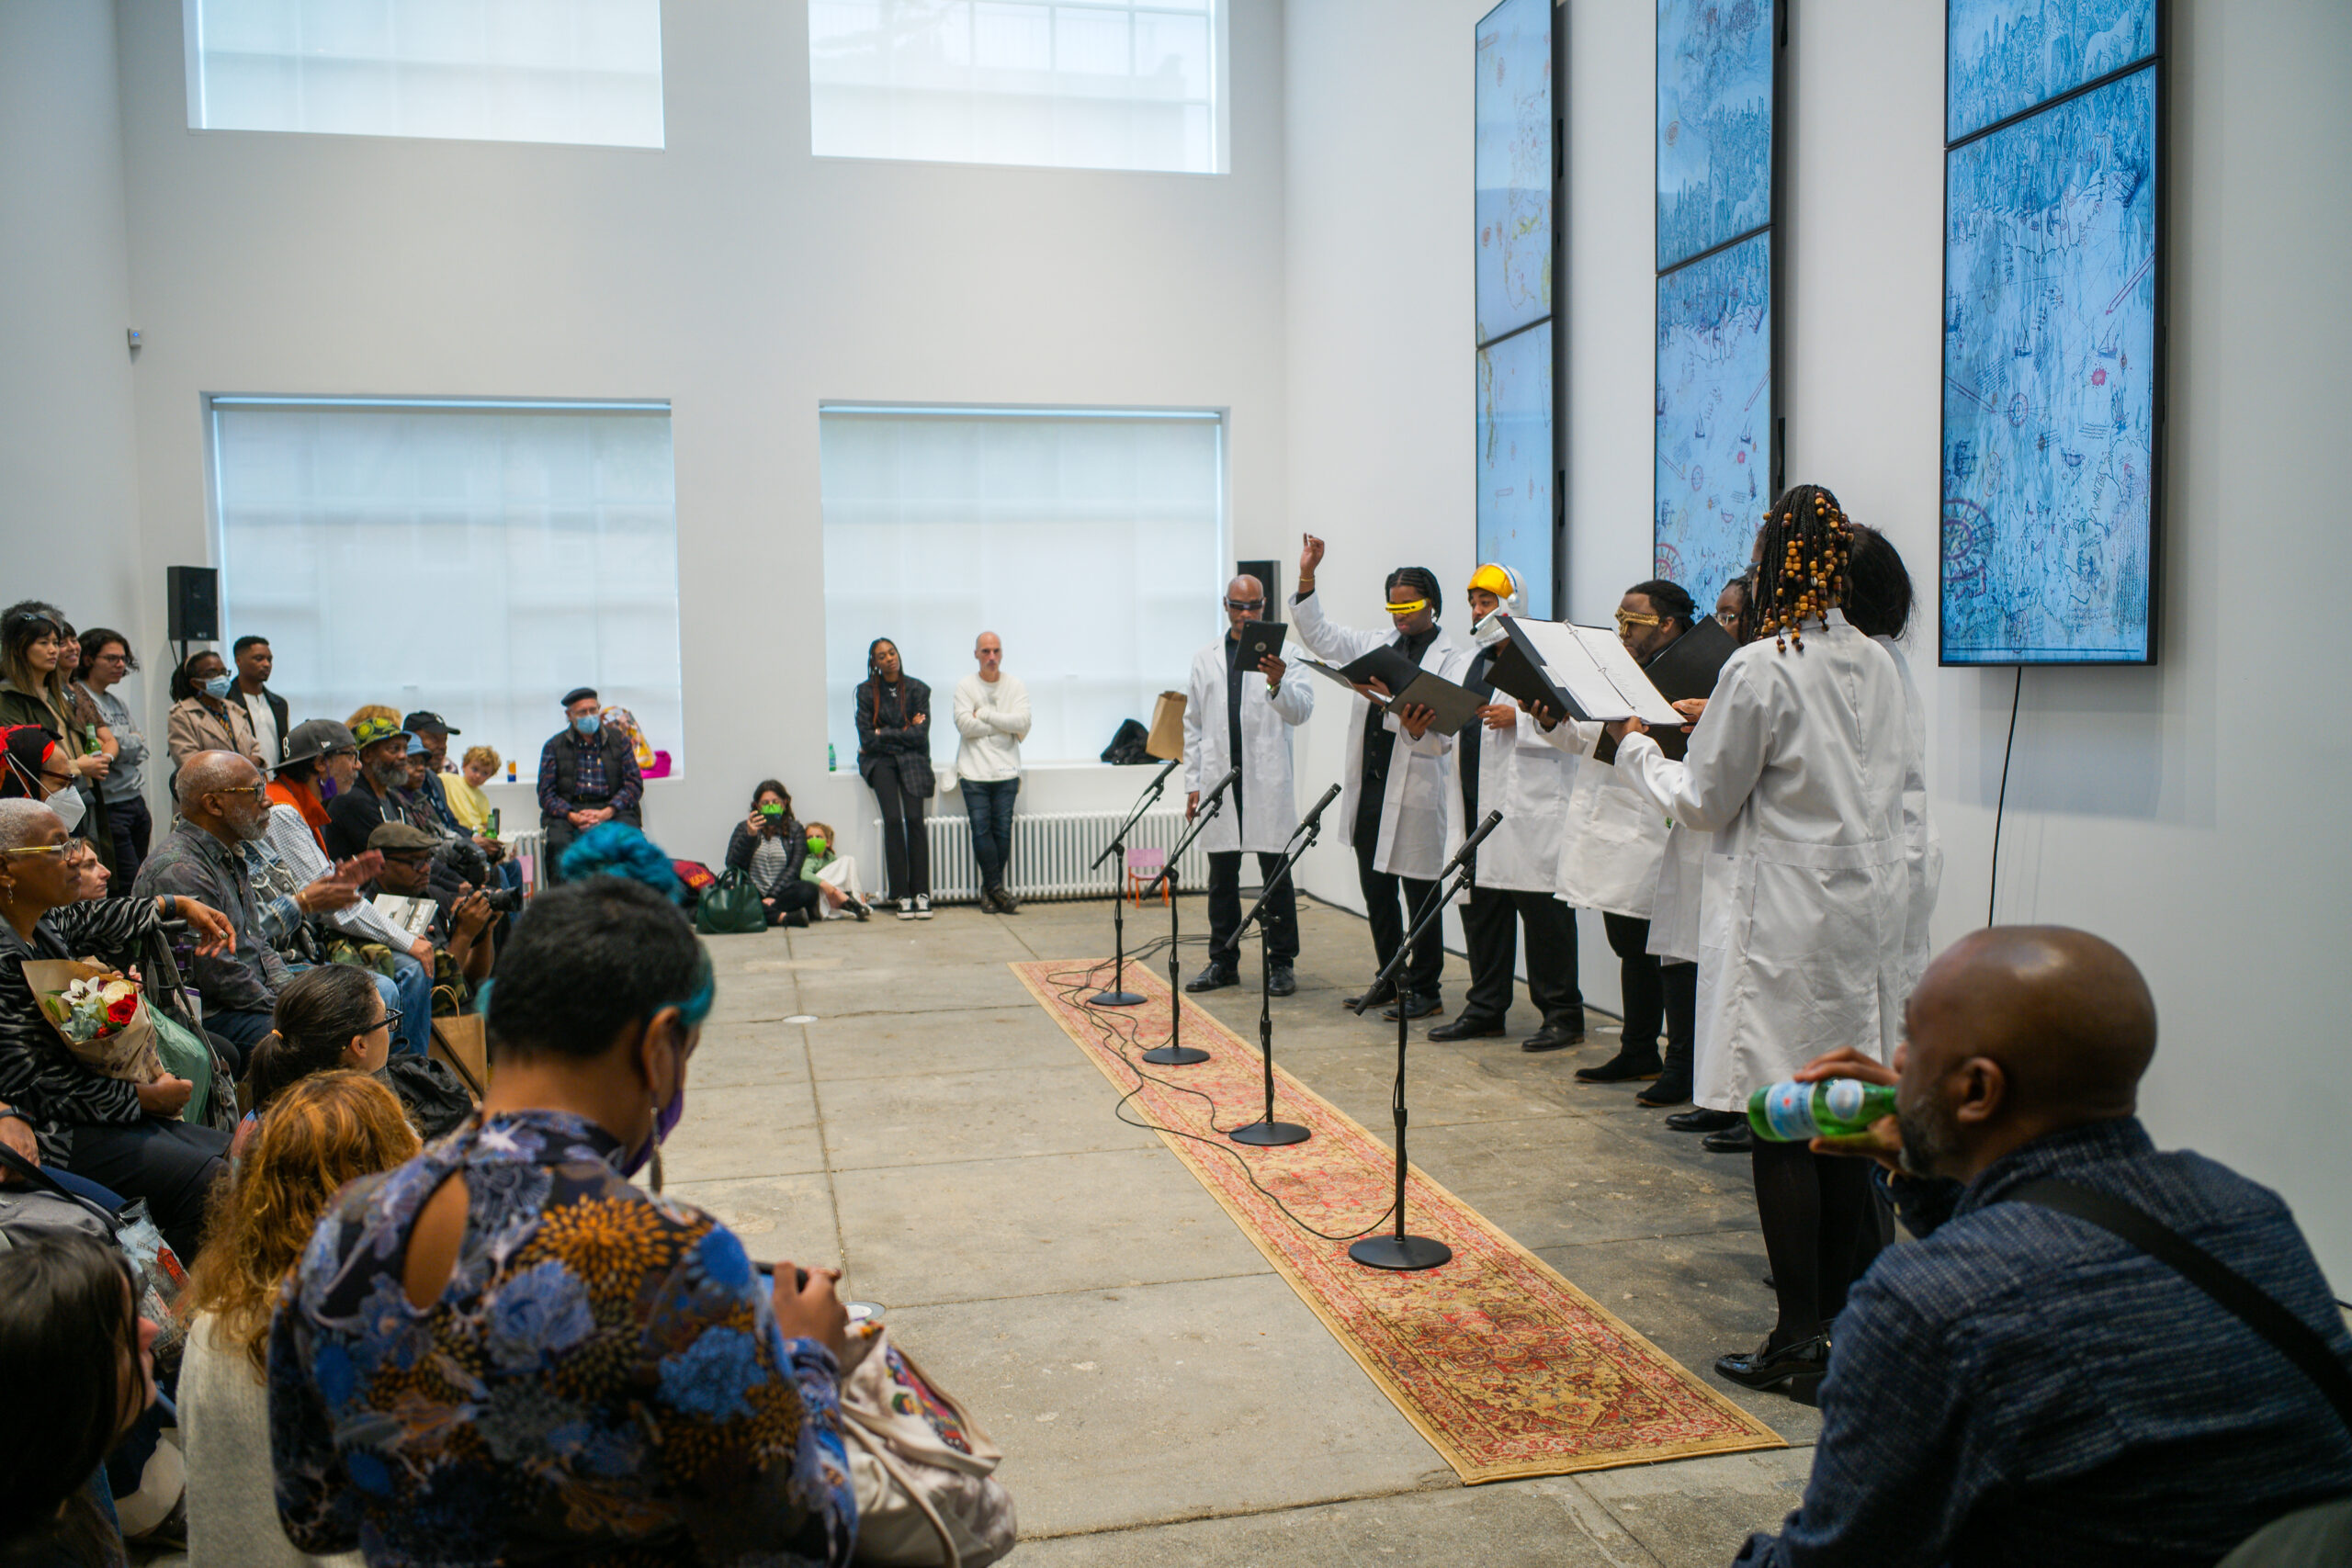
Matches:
[1596,615,1739,762]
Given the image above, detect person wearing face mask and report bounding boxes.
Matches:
[537,686,645,884]
[267,876,858,1567]
[1439,565,1585,1049]
[164,648,270,774]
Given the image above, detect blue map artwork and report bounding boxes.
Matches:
[1941,66,2156,663]
[1657,0,1774,270]
[1477,321,1554,620]
[1948,0,2155,144]
[1476,0,1551,345]
[1656,231,1770,604]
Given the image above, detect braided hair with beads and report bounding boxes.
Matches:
[1752,483,1856,654]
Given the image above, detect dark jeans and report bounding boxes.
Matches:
[62,1118,232,1263]
[105,795,153,889]
[1603,912,1664,1056]
[763,879,821,925]
[1460,883,1585,1030]
[964,777,1019,892]
[1206,850,1298,967]
[869,759,929,899]
[1661,958,1698,1066]
[540,802,636,884]
[1355,824,1444,997]
[202,1010,270,1077]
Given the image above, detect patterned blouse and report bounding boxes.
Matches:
[266,1109,856,1566]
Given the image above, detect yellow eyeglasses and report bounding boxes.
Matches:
[1385,597,1429,616]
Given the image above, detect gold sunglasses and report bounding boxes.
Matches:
[1613,608,1662,631]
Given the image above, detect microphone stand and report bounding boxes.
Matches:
[1088,759,1177,1008]
[1136,768,1235,1066]
[1346,809,1502,1271]
[1226,783,1340,1147]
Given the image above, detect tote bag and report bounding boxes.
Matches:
[695,868,767,935]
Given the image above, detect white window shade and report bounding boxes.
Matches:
[809,0,1224,174]
[209,400,684,783]
[820,407,1224,769]
[186,0,665,148]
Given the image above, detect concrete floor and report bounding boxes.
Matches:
[668,892,1820,1565]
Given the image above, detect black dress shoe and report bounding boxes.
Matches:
[993,887,1021,913]
[1667,1107,1742,1134]
[1636,1066,1694,1108]
[1702,1123,1755,1154]
[1184,963,1240,993]
[1266,964,1297,998]
[1381,992,1443,1021]
[1344,977,1398,1010]
[1426,1015,1506,1042]
[783,908,811,929]
[1521,1025,1586,1054]
[1713,1334,1828,1397]
[1575,1047,1664,1083]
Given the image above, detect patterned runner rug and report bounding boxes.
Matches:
[1011,957,1783,1483]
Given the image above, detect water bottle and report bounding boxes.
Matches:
[1747,1077,1899,1142]
[506,759,517,783]
[828,743,837,773]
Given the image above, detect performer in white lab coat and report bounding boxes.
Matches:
[1436,565,1585,1049]
[1291,535,1464,1020]
[1602,485,1909,1400]
[1181,573,1316,995]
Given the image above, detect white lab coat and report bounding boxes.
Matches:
[1290,591,1465,881]
[1182,636,1316,854]
[1610,612,1910,1113]
[1456,654,1577,895]
[1534,719,1671,919]
[1646,821,1711,964]
[1876,636,1944,994]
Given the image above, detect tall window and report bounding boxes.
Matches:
[185,0,666,148]
[820,405,1224,768]
[809,0,1224,174]
[209,399,684,781]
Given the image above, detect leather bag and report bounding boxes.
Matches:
[695,867,767,935]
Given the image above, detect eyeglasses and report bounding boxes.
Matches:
[0,841,76,861]
[378,1005,403,1034]
[1224,599,1265,613]
[206,783,269,805]
[1385,598,1429,616]
[1613,608,1663,631]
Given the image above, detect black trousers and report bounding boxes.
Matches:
[869,758,929,899]
[1603,912,1665,1055]
[1355,825,1444,996]
[1205,850,1298,967]
[62,1118,232,1264]
[1459,883,1585,1029]
[763,878,822,925]
[540,800,636,885]
[106,795,153,890]
[1661,959,1699,1065]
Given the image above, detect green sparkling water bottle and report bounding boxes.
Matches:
[1747,1078,1899,1142]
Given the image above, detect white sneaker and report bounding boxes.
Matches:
[913,895,933,919]
[895,898,917,920]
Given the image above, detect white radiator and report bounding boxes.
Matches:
[870,809,1210,904]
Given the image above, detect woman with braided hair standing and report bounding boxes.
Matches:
[1601,484,1910,1399]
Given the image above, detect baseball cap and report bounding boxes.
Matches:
[350,714,409,750]
[402,710,458,737]
[403,734,430,757]
[368,820,440,853]
[277,719,356,772]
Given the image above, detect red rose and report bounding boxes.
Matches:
[105,994,139,1027]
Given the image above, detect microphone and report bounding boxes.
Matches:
[1147,756,1180,793]
[1197,764,1241,813]
[1293,782,1342,840]
[1440,811,1504,877]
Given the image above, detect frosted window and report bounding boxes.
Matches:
[209,400,684,781]
[820,407,1225,767]
[809,0,1223,174]
[186,0,665,148]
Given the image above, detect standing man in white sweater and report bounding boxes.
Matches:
[954,631,1031,912]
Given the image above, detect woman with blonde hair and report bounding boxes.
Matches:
[179,1072,419,1567]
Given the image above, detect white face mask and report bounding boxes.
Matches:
[46,781,85,834]
[1471,609,1513,649]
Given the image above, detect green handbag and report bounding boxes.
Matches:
[147,1007,220,1128]
[695,867,768,935]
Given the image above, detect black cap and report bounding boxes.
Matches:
[560,687,598,708]
[402,710,458,737]
[277,718,356,771]
[368,820,441,852]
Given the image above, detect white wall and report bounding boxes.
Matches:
[104,0,1292,872]
[0,1,145,643]
[1283,0,2352,1275]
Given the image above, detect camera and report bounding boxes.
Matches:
[481,885,526,915]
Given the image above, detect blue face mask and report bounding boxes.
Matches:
[201,674,234,701]
[572,713,601,737]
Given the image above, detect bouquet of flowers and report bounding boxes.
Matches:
[26,959,163,1083]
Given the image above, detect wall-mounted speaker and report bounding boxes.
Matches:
[166,566,219,643]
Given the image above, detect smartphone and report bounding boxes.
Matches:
[752,1263,812,1291]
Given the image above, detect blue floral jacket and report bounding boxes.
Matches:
[266,1109,856,1566]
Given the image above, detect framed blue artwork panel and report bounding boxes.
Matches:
[1478,321,1555,620]
[1656,231,1771,604]
[1657,0,1775,271]
[1948,0,2155,143]
[1476,0,1552,345]
[1940,64,2158,664]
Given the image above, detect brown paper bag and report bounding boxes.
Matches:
[24,959,164,1083]
[430,1012,489,1100]
[1146,691,1186,761]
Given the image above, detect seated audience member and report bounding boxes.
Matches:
[320,711,411,863]
[78,629,153,886]
[401,712,469,831]
[267,877,856,1564]
[263,717,353,849]
[164,648,268,773]
[181,1072,415,1568]
[130,750,373,1059]
[368,821,501,994]
[0,1235,163,1568]
[799,821,870,921]
[444,743,501,837]
[1737,927,2352,1567]
[537,686,644,883]
[0,796,236,1263]
[245,964,398,1115]
[727,780,825,928]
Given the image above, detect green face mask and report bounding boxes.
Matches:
[759,802,784,818]
[806,836,828,858]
